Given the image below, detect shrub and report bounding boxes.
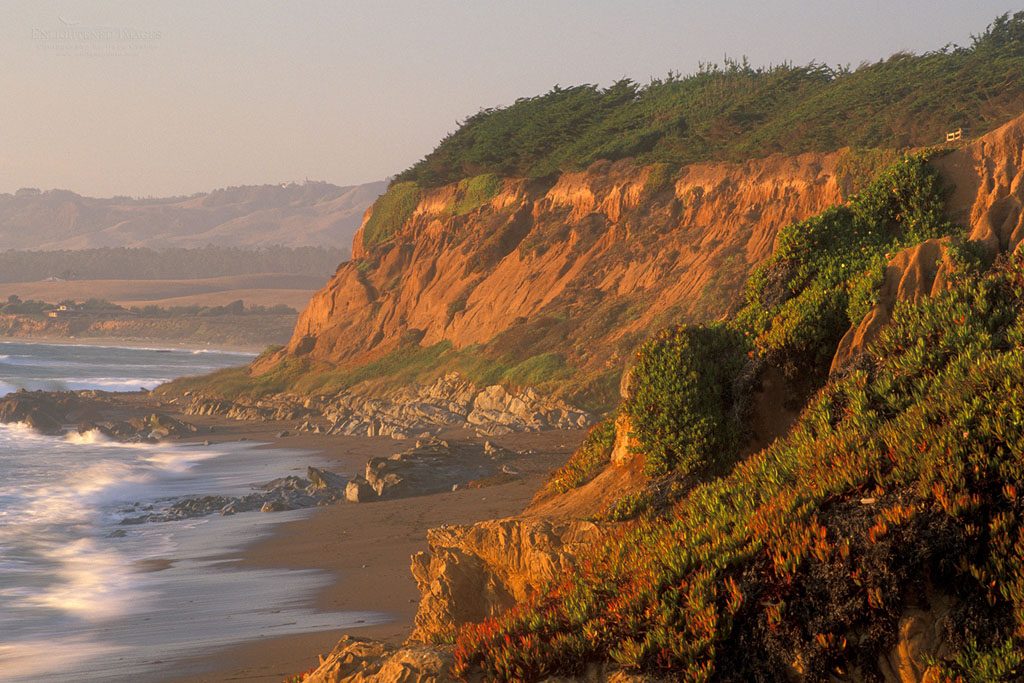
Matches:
[451,173,503,215]
[623,323,747,476]
[736,154,957,384]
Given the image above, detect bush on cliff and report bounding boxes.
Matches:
[361,181,421,247]
[736,153,956,384]
[623,324,747,476]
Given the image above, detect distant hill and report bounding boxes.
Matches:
[0,180,386,250]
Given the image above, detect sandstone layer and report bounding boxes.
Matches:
[258,153,851,391]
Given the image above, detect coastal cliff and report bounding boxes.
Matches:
[296,113,1024,682]
[252,151,849,407]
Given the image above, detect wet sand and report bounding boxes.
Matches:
[149,414,584,682]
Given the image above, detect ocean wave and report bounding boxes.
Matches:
[63,429,109,446]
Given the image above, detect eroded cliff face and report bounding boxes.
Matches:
[258,152,850,389]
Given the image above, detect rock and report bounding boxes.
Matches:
[346,478,377,503]
[302,635,452,683]
[178,372,591,438]
[308,466,347,492]
[278,430,291,438]
[408,517,604,643]
[610,412,640,466]
[118,465,352,523]
[0,393,66,434]
[877,594,954,683]
[360,441,494,500]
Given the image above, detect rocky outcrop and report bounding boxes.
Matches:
[302,636,452,683]
[344,439,514,502]
[0,390,197,440]
[0,390,67,433]
[408,518,604,643]
[181,372,591,438]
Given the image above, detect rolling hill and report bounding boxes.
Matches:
[0,179,386,250]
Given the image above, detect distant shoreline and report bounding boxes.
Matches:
[0,335,263,355]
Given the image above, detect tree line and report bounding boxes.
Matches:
[395,12,1024,187]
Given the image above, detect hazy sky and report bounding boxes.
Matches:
[0,1,1018,197]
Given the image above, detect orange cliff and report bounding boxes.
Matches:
[255,152,849,378]
[257,112,1024,393]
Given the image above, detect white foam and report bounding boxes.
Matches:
[24,539,147,619]
[63,429,108,446]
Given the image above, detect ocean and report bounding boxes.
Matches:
[0,341,377,682]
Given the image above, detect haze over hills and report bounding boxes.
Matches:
[0,180,385,346]
[0,179,386,251]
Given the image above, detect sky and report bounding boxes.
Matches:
[0,1,1018,197]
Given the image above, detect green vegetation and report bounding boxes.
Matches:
[176,339,582,402]
[502,352,571,387]
[0,295,295,318]
[542,418,616,495]
[0,246,347,282]
[623,324,746,476]
[454,250,1024,682]
[398,13,1024,187]
[361,181,421,247]
[736,153,956,383]
[451,173,503,216]
[293,342,453,395]
[597,489,654,522]
[640,162,677,200]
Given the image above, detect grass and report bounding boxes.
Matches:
[451,173,503,216]
[542,417,616,495]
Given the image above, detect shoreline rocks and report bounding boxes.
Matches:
[180,372,591,439]
[119,466,349,524]
[343,439,514,503]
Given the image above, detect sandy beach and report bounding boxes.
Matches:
[139,412,587,682]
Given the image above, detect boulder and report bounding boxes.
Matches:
[303,635,452,683]
[346,478,377,503]
[409,517,604,643]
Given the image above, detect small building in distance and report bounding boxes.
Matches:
[45,304,83,319]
